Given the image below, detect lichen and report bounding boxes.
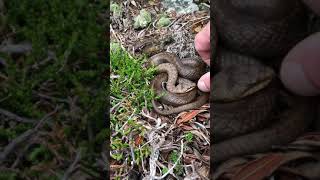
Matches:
[133,9,152,29]
[156,16,171,27]
[162,0,199,15]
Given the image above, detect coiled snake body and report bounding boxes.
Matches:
[212,0,315,164]
[149,0,317,166]
[150,52,209,115]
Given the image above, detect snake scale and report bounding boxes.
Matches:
[150,52,209,115]
[149,0,318,166]
[212,0,317,164]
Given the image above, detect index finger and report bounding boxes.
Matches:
[195,23,211,65]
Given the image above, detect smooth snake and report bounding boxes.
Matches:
[149,0,317,166]
[150,52,209,115]
[212,0,316,164]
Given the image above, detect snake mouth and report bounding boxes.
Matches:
[184,86,196,93]
[212,72,275,102]
[240,77,274,98]
[161,82,196,93]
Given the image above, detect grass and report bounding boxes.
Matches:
[110,43,156,110]
[0,0,108,179]
[169,150,184,176]
[110,42,156,177]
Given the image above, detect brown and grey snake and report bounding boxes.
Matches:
[212,0,317,165]
[150,52,209,115]
[149,0,318,166]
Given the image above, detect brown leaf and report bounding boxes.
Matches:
[297,132,320,141]
[179,124,194,131]
[135,135,143,146]
[197,112,210,122]
[176,110,203,125]
[213,158,248,179]
[194,26,203,33]
[231,152,314,180]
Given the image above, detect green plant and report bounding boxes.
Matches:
[27,145,53,164]
[185,132,194,142]
[169,150,184,175]
[1,0,108,178]
[110,42,155,169]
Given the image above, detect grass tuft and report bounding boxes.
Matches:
[110,42,155,175]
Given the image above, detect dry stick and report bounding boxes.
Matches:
[61,148,82,180]
[0,42,32,54]
[31,51,56,70]
[110,25,133,59]
[0,108,36,123]
[10,143,34,168]
[0,107,59,163]
[110,94,129,113]
[153,140,184,179]
[34,91,69,103]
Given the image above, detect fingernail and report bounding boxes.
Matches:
[280,61,320,96]
[198,80,209,92]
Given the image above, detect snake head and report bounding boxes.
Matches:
[174,78,197,93]
[212,65,275,102]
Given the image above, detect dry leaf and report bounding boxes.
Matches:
[176,110,202,125]
[179,124,194,131]
[135,135,143,146]
[193,25,203,33]
[131,0,137,7]
[231,152,314,180]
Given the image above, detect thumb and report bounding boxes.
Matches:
[198,72,210,92]
[280,32,320,96]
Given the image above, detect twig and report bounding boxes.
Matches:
[187,16,210,29]
[139,144,147,173]
[33,91,69,103]
[61,148,82,180]
[0,108,36,123]
[31,50,56,70]
[141,110,158,122]
[11,143,34,168]
[0,42,32,54]
[152,140,184,179]
[110,24,133,59]
[0,129,35,163]
[129,132,136,165]
[110,94,129,113]
[0,107,59,163]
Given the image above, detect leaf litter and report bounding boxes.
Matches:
[110,0,210,179]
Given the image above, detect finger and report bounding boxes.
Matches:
[280,32,320,96]
[197,72,210,92]
[195,23,211,65]
[302,0,320,15]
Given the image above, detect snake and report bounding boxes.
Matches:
[211,0,316,164]
[212,0,308,59]
[150,52,209,115]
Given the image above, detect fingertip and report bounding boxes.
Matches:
[194,23,210,48]
[280,61,320,96]
[280,32,320,96]
[198,72,211,92]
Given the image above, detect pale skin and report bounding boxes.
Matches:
[195,5,320,96]
[195,23,210,92]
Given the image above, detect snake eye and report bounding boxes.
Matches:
[161,82,167,89]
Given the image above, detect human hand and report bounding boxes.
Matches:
[280,0,320,96]
[195,22,210,92]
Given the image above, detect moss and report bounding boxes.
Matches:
[1,0,108,178]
